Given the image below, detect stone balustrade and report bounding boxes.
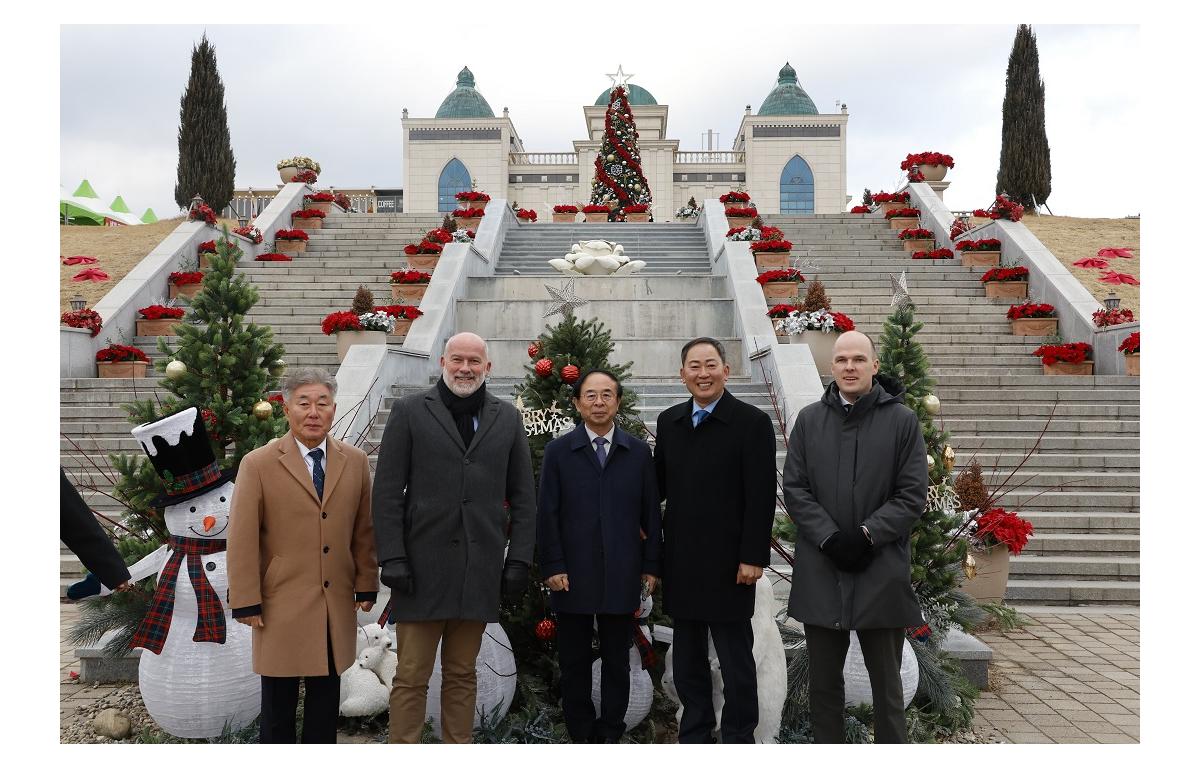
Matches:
[675,151,745,164]
[509,152,578,165]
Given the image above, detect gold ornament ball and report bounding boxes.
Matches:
[165,360,187,380]
[606,153,616,162]
[269,359,287,377]
[923,394,941,415]
[633,184,642,191]
[926,454,935,472]
[943,444,956,472]
[963,553,978,580]
[252,401,273,421]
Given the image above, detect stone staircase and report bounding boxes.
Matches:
[765,214,1141,606]
[497,222,711,274]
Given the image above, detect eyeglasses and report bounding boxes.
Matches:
[581,392,617,403]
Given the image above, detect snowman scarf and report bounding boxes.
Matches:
[131,535,228,654]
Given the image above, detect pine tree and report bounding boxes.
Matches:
[173,33,237,213]
[352,285,374,315]
[589,86,653,220]
[802,278,831,312]
[996,24,1051,210]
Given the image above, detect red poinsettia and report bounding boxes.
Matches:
[404,241,444,256]
[760,226,785,241]
[1099,271,1139,286]
[377,305,425,320]
[750,240,794,252]
[896,228,933,240]
[949,219,975,239]
[1092,307,1135,327]
[61,308,102,336]
[304,192,335,203]
[1097,247,1134,259]
[455,191,491,202]
[390,270,432,284]
[291,169,318,184]
[424,228,454,244]
[96,343,149,363]
[755,269,805,285]
[979,266,1029,283]
[198,240,217,254]
[452,208,486,218]
[1033,342,1092,366]
[871,191,910,204]
[168,271,204,285]
[724,206,757,217]
[581,204,611,213]
[516,208,538,220]
[974,507,1034,555]
[849,205,872,214]
[971,209,991,218]
[719,191,751,204]
[321,311,362,335]
[268,393,285,406]
[188,203,217,225]
[72,268,109,282]
[766,304,799,318]
[138,305,186,320]
[911,248,953,260]
[333,193,352,209]
[232,225,263,244]
[955,238,1001,252]
[884,207,921,220]
[1118,332,1140,355]
[726,226,748,238]
[255,253,293,262]
[553,205,579,214]
[1072,257,1109,269]
[1007,302,1056,320]
[292,208,326,219]
[831,312,856,332]
[906,167,925,182]
[622,204,649,214]
[274,228,309,241]
[62,255,99,265]
[900,151,955,170]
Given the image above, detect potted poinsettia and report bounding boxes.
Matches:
[955,237,1002,268]
[871,190,910,215]
[232,225,264,244]
[292,207,326,231]
[304,192,335,214]
[622,203,650,223]
[961,506,1033,603]
[277,156,321,183]
[750,239,794,270]
[766,304,800,337]
[197,239,217,269]
[896,227,935,253]
[724,206,757,229]
[755,268,805,299]
[390,269,433,302]
[274,228,309,253]
[1006,302,1058,336]
[333,192,352,212]
[404,240,443,270]
[168,270,204,299]
[719,191,752,208]
[911,248,954,260]
[885,207,921,229]
[582,204,611,222]
[96,342,150,378]
[61,308,103,337]
[516,208,538,223]
[849,205,872,214]
[455,190,491,210]
[136,304,186,337]
[553,205,579,223]
[773,307,856,372]
[900,151,955,182]
[452,207,485,230]
[322,309,394,362]
[1034,341,1094,375]
[188,203,217,226]
[1119,332,1140,376]
[378,304,424,337]
[980,266,1030,300]
[1092,307,1135,327]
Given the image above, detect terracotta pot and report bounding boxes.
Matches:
[878,200,907,215]
[276,240,307,253]
[726,216,754,229]
[984,281,1028,300]
[917,163,948,182]
[292,217,323,231]
[961,545,1010,603]
[454,217,481,230]
[1043,360,1094,376]
[552,213,577,223]
[391,318,413,337]
[335,330,387,362]
[1125,353,1140,376]
[625,213,650,222]
[584,212,610,222]
[961,251,1001,268]
[278,166,300,183]
[168,283,202,299]
[97,360,148,378]
[761,281,800,300]
[407,254,440,270]
[391,283,428,302]
[754,251,791,271]
[199,253,214,270]
[467,200,488,210]
[136,319,180,337]
[888,217,920,230]
[1010,317,1058,336]
[306,201,332,214]
[796,330,840,376]
[902,238,934,252]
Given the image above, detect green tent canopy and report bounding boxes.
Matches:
[108,195,131,213]
[140,208,158,224]
[72,179,99,198]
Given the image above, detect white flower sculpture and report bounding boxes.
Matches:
[548,240,646,276]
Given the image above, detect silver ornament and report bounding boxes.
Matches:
[923,394,941,415]
[269,359,287,377]
[165,360,187,380]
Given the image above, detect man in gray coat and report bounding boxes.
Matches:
[372,332,536,743]
[782,330,928,743]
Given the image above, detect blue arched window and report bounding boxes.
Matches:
[438,159,471,213]
[779,155,814,214]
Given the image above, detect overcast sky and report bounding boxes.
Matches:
[60,23,1138,219]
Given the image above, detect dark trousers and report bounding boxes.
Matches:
[556,612,634,743]
[671,618,757,743]
[804,623,907,744]
[259,632,340,744]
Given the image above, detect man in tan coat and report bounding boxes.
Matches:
[228,367,379,743]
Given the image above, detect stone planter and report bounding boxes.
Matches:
[292,217,323,231]
[584,212,610,222]
[961,545,1009,603]
[796,329,840,376]
[168,283,202,299]
[902,238,935,253]
[917,163,948,182]
[754,251,791,271]
[961,251,1001,268]
[625,212,650,223]
[984,281,1028,300]
[888,217,919,230]
[278,166,300,183]
[454,216,482,230]
[335,330,387,362]
[761,281,801,300]
[199,253,214,269]
[97,361,148,378]
[136,319,180,337]
[467,200,488,210]
[306,201,332,214]
[391,318,414,338]
[1042,360,1094,376]
[391,283,428,302]
[726,216,754,229]
[1010,317,1058,336]
[878,200,907,215]
[553,213,578,223]
[406,254,440,270]
[1125,353,1140,376]
[276,240,307,253]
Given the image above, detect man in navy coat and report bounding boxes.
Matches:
[537,369,662,743]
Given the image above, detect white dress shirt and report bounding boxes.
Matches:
[296,437,328,475]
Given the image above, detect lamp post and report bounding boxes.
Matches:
[1104,292,1121,311]
[70,294,87,312]
[189,194,203,213]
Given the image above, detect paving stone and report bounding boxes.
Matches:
[1026,713,1074,727]
[1101,713,1139,726]
[997,730,1053,744]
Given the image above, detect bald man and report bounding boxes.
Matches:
[373,332,536,743]
[782,331,928,743]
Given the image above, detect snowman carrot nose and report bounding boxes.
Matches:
[203,516,216,531]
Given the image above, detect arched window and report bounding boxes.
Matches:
[779,155,814,214]
[438,159,471,213]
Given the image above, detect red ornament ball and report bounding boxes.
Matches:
[535,618,556,641]
[561,364,580,384]
[535,358,553,377]
[527,341,541,359]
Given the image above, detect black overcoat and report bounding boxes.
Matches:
[536,424,662,615]
[654,391,777,621]
[60,468,131,590]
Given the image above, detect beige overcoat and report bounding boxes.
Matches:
[227,433,378,677]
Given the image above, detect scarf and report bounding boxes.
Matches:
[436,377,487,449]
[131,535,228,654]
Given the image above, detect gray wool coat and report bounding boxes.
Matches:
[371,385,536,623]
[783,376,928,630]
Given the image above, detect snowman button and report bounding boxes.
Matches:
[205,562,216,572]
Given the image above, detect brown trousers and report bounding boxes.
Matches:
[388,619,486,744]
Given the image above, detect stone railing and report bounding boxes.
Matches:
[701,200,824,429]
[676,151,745,164]
[509,152,578,165]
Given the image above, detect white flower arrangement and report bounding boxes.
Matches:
[729,227,761,242]
[357,311,396,333]
[451,229,474,243]
[276,156,322,174]
[674,204,701,218]
[775,309,840,335]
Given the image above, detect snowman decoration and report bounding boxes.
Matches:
[123,407,259,738]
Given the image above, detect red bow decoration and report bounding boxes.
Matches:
[72,268,109,282]
[1097,247,1134,259]
[1099,271,1140,286]
[62,256,99,265]
[1072,258,1109,269]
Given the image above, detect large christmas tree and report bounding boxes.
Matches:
[589,86,653,220]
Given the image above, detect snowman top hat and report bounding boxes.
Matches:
[131,407,237,508]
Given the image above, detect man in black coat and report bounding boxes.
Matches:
[61,468,130,593]
[782,330,928,744]
[654,337,777,743]
[537,369,661,743]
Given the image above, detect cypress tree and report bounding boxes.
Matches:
[996,24,1051,210]
[174,34,236,213]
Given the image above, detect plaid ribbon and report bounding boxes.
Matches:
[632,617,656,670]
[131,535,228,654]
[163,460,222,498]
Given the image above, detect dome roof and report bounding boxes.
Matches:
[435,66,496,119]
[757,62,819,116]
[594,83,658,106]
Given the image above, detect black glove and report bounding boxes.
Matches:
[380,557,415,596]
[501,560,529,602]
[822,529,873,572]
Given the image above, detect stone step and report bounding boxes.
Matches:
[983,490,1138,511]
[940,418,1139,435]
[467,276,730,300]
[935,387,1140,402]
[950,434,1139,451]
[939,403,1139,418]
[1021,533,1139,555]
[1017,511,1139,533]
[1008,555,1139,579]
[455,299,736,337]
[481,338,746,378]
[965,452,1139,469]
[1002,578,1139,605]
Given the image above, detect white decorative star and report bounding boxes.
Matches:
[606,65,634,89]
[544,279,591,318]
[890,271,912,308]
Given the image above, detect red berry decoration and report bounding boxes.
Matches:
[561,364,580,384]
[535,618,556,641]
[535,358,553,377]
[527,341,541,359]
